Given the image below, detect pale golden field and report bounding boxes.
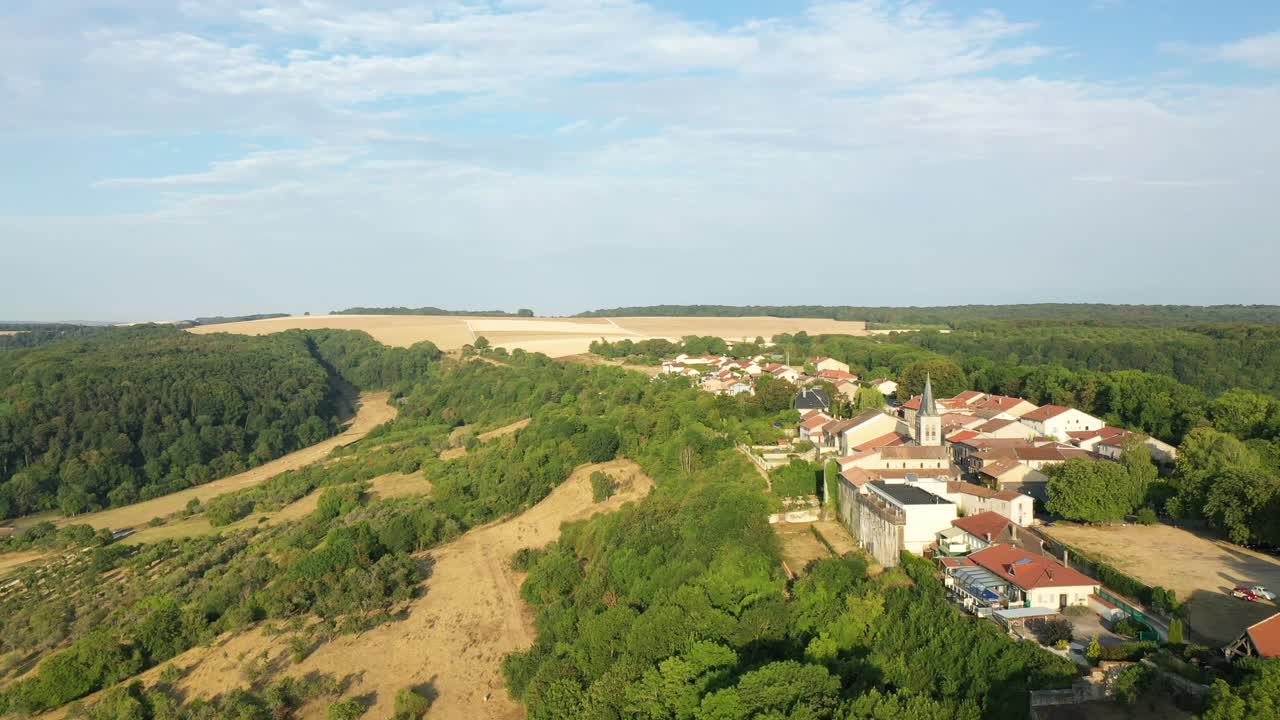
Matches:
[189,315,869,357]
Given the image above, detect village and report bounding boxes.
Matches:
[664,349,1280,714]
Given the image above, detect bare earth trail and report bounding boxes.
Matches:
[48,460,654,720]
[9,392,395,536]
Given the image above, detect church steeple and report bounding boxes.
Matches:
[915,373,941,446]
[920,373,938,417]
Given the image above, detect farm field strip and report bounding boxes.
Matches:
[189,315,869,357]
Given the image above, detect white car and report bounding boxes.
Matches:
[1251,586,1277,601]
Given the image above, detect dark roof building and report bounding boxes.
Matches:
[794,388,831,413]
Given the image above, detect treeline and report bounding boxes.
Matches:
[331,306,534,317]
[0,327,346,520]
[588,336,748,364]
[189,313,289,326]
[902,324,1280,397]
[576,304,1280,326]
[0,325,106,351]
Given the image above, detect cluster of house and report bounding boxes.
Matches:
[798,377,1176,504]
[660,353,898,401]
[797,374,1187,624]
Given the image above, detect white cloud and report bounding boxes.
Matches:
[2,2,1280,318]
[1219,31,1280,69]
[1161,30,1280,69]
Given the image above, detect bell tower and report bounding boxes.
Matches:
[915,374,942,447]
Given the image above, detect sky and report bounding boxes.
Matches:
[2,1,1280,321]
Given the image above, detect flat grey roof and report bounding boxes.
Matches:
[873,481,952,506]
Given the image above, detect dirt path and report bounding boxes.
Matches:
[9,393,396,535]
[51,460,654,720]
[0,550,45,578]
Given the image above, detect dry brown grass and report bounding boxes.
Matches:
[440,418,531,461]
[10,393,396,537]
[1047,522,1280,644]
[774,522,832,576]
[53,460,653,720]
[189,315,869,358]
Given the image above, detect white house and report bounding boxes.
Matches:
[868,378,898,396]
[841,480,957,567]
[1018,405,1105,441]
[811,357,850,374]
[966,544,1099,610]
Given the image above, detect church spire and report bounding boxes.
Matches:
[920,373,937,417]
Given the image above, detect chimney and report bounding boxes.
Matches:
[1062,549,1070,568]
[985,532,992,543]
[1010,524,1017,541]
[1047,568,1054,580]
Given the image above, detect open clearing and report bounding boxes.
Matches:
[55,459,654,720]
[1046,522,1280,644]
[190,315,868,358]
[8,392,395,535]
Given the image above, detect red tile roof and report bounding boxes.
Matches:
[877,446,951,460]
[979,458,1025,478]
[800,414,832,430]
[1246,613,1280,657]
[946,480,1024,501]
[947,430,980,443]
[952,511,1016,540]
[975,418,1018,433]
[939,556,975,568]
[853,431,910,452]
[1020,404,1073,422]
[968,544,1097,590]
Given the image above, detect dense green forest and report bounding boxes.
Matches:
[0,338,1094,718]
[577,304,1280,326]
[330,306,533,317]
[0,328,346,520]
[0,325,106,351]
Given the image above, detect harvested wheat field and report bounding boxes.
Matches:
[10,392,396,536]
[1046,522,1280,644]
[54,460,653,720]
[0,330,25,336]
[190,315,868,357]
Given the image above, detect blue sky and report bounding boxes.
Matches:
[2,1,1279,320]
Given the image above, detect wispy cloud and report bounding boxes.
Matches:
[1161,30,1280,69]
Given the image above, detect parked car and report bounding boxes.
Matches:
[1233,587,1260,601]
[1251,586,1277,601]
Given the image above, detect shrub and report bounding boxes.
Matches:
[771,459,821,498]
[393,687,432,719]
[590,471,617,503]
[1112,616,1152,639]
[328,699,367,720]
[1028,617,1074,646]
[1135,506,1158,525]
[1099,641,1159,662]
[511,547,541,572]
[1168,617,1184,645]
[1086,635,1102,665]
[1112,664,1154,704]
